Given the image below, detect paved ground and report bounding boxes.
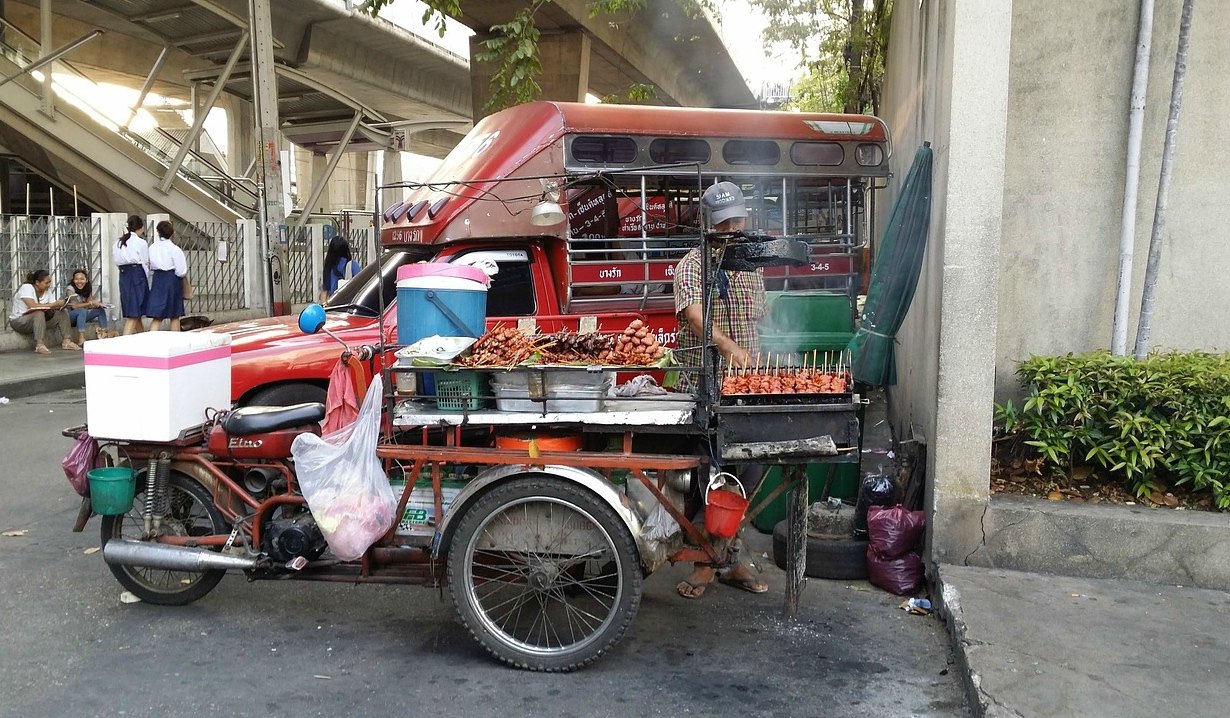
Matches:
[0,390,967,718]
[938,564,1230,718]
[0,344,83,399]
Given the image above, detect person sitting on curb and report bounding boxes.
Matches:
[8,269,81,354]
[66,268,115,343]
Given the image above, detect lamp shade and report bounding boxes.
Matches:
[530,200,566,226]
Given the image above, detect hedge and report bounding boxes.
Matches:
[1000,352,1230,509]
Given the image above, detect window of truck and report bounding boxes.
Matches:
[325,248,434,316]
[449,249,536,316]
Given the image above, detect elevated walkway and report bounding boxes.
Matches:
[0,31,246,223]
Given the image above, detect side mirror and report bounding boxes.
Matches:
[298,304,326,334]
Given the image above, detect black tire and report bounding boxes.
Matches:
[100,471,230,605]
[771,520,868,580]
[446,476,643,672]
[244,383,326,408]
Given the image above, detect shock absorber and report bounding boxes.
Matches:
[142,452,171,535]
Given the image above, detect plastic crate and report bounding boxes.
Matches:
[433,371,489,412]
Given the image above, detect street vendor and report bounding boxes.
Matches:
[672,181,769,599]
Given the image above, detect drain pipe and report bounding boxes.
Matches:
[1110,0,1154,356]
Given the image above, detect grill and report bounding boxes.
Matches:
[715,394,861,461]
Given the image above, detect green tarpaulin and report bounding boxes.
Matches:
[847,143,933,385]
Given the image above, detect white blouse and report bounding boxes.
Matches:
[149,239,188,277]
[112,233,149,273]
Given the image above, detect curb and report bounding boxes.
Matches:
[0,370,85,400]
[933,564,1021,718]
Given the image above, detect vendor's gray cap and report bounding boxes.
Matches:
[701,181,748,226]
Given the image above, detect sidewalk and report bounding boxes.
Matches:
[0,343,84,400]
[937,563,1230,718]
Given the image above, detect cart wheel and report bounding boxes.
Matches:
[447,475,643,671]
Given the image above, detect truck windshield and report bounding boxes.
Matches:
[324,248,434,316]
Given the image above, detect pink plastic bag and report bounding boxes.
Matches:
[866,548,925,595]
[61,432,100,497]
[867,505,926,558]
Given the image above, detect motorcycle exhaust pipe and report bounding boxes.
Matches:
[103,539,258,572]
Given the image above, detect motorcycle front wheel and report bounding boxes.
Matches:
[99,471,230,605]
[446,476,643,672]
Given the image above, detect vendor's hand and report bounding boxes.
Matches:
[725,345,752,368]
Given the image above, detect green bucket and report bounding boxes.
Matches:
[88,467,136,515]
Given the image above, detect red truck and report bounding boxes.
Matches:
[206,101,890,405]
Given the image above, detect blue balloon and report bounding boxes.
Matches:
[298,304,326,334]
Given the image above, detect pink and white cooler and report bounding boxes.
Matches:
[84,332,232,442]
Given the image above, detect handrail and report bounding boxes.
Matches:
[0,21,256,217]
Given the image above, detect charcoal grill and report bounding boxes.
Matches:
[714,393,861,462]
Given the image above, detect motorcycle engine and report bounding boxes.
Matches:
[264,513,326,563]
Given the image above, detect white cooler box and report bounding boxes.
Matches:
[84,332,232,441]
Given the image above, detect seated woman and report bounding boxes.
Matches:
[7,269,80,354]
[66,269,114,343]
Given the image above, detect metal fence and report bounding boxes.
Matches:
[347,227,371,268]
[2,216,103,321]
[176,220,246,313]
[286,226,315,304]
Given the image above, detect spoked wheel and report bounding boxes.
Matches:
[99,471,230,605]
[446,476,643,671]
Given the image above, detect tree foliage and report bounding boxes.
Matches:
[752,0,892,114]
[357,1,718,113]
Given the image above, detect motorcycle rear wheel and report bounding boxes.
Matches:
[100,471,230,606]
[446,476,643,671]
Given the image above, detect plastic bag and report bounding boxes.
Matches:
[61,431,100,497]
[867,505,926,558]
[866,548,925,595]
[643,501,681,541]
[291,375,396,561]
[852,473,897,539]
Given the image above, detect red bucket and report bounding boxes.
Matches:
[704,474,748,539]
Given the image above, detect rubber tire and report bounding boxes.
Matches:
[446,476,643,672]
[771,520,869,580]
[244,383,326,408]
[100,471,230,605]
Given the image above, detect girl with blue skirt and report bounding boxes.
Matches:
[145,221,188,331]
[111,215,148,335]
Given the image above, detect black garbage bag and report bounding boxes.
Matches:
[852,474,896,540]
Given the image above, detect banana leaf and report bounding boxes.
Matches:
[847,143,933,385]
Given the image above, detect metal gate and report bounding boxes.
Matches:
[286,226,314,304]
[174,220,246,313]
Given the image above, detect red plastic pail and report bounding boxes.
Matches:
[704,474,748,538]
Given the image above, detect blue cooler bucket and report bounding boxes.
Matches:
[396,264,489,346]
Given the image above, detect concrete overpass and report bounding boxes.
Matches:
[0,0,754,222]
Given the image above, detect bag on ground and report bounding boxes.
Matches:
[291,375,395,560]
[866,505,926,595]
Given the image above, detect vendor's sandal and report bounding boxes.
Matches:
[676,577,714,600]
[34,344,51,355]
[718,572,769,595]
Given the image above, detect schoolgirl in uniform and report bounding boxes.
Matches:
[112,215,149,335]
[144,220,188,331]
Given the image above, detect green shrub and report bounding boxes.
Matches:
[1009,352,1230,509]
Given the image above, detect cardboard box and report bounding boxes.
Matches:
[390,479,465,533]
[84,332,231,442]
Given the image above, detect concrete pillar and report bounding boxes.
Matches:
[469,30,590,119]
[225,97,256,177]
[309,223,324,303]
[381,147,403,212]
[237,218,263,312]
[308,153,332,215]
[94,212,126,324]
[922,0,1014,563]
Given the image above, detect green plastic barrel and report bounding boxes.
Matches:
[750,464,859,533]
[88,467,136,515]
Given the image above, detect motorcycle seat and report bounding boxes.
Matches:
[222,403,325,436]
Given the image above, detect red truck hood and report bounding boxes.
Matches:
[200,313,378,351]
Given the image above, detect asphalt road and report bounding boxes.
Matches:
[0,389,968,718]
